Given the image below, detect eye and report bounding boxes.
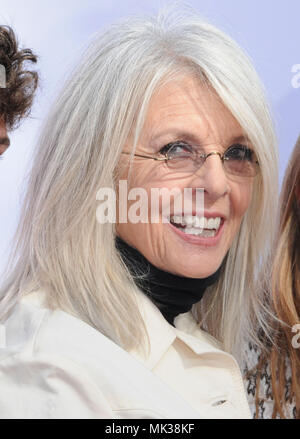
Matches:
[225,144,255,162]
[159,141,194,159]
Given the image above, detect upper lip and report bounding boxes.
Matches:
[170,211,227,220]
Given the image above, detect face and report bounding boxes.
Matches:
[0,117,10,157]
[116,76,255,278]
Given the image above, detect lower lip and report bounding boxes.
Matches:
[167,220,225,247]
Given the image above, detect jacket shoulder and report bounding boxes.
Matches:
[0,298,200,419]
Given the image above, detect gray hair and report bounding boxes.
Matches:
[0,7,278,362]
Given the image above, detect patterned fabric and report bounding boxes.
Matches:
[243,343,296,419]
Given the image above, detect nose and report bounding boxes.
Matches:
[190,153,230,202]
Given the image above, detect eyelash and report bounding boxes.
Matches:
[159,140,252,155]
[159,140,188,155]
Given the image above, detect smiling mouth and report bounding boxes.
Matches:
[169,215,223,237]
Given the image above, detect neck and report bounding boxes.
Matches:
[116,237,224,326]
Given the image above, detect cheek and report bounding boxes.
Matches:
[116,162,158,239]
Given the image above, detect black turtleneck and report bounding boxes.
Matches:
[116,237,224,326]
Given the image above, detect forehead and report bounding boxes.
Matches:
[143,76,244,145]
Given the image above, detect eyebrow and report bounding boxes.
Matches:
[151,129,251,147]
[0,137,10,147]
[229,135,251,145]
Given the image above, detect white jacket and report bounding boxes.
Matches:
[0,291,251,419]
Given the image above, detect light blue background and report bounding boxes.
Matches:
[0,0,299,275]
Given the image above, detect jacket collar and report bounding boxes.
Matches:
[22,289,228,371]
[130,291,225,370]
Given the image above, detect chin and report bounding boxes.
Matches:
[169,261,221,279]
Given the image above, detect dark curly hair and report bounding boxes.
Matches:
[0,25,38,129]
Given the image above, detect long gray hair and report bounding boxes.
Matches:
[0,8,278,362]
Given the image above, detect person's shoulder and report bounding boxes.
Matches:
[2,291,120,359]
[243,342,296,419]
[0,291,201,419]
[19,291,127,361]
[0,294,115,418]
[2,291,151,389]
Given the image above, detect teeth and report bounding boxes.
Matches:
[172,215,183,224]
[208,218,215,229]
[184,228,216,237]
[195,216,205,228]
[185,215,195,227]
[170,215,222,231]
[215,217,221,230]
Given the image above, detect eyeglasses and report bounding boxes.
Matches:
[122,141,260,178]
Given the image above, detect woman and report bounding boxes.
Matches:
[245,137,300,419]
[0,10,278,418]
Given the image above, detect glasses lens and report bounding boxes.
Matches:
[166,143,196,173]
[224,145,259,177]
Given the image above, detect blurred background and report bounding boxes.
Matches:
[0,0,300,275]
